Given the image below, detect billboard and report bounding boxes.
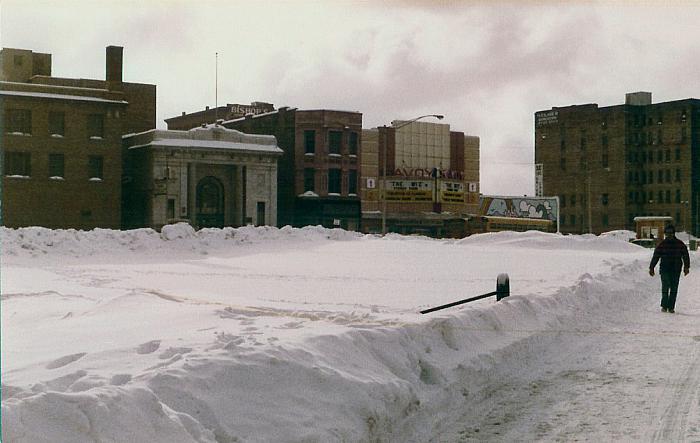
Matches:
[480,195,559,223]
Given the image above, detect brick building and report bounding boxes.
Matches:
[122,125,282,230]
[1,46,156,229]
[165,102,275,131]
[535,92,700,235]
[360,120,480,236]
[166,105,363,229]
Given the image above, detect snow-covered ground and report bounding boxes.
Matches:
[2,224,698,442]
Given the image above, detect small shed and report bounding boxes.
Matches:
[633,216,673,241]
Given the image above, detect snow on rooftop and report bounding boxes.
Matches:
[125,126,282,154]
[134,138,282,154]
[0,89,127,104]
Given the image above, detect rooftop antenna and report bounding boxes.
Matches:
[215,52,218,125]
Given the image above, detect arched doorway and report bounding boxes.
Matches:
[196,176,225,228]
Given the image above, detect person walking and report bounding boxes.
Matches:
[649,225,690,313]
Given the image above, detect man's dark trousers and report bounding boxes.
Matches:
[660,271,681,310]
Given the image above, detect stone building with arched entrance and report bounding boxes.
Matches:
[122,125,282,230]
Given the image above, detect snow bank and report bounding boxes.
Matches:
[456,229,642,252]
[0,223,364,259]
[2,224,668,442]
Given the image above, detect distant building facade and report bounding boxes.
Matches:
[165,102,275,131]
[165,105,363,229]
[535,92,700,235]
[0,46,156,229]
[360,120,480,236]
[122,125,282,230]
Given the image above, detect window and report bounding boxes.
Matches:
[657,150,662,162]
[304,168,315,192]
[649,172,654,184]
[49,111,65,136]
[571,194,576,207]
[88,155,103,179]
[676,189,681,204]
[675,148,681,161]
[602,214,609,227]
[560,195,566,207]
[681,127,687,142]
[304,130,316,154]
[5,109,32,134]
[571,214,576,226]
[329,130,342,155]
[665,190,671,203]
[4,151,31,176]
[348,169,357,195]
[665,169,671,183]
[676,169,681,182]
[665,150,670,162]
[658,170,663,183]
[657,191,663,203]
[87,114,104,138]
[601,193,609,205]
[167,199,176,219]
[328,168,341,194]
[348,132,358,155]
[48,153,65,178]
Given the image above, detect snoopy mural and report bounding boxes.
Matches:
[480,196,558,222]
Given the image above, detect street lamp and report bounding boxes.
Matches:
[381,114,444,235]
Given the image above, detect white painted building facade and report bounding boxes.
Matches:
[122,125,282,230]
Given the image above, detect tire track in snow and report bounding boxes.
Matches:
[651,340,700,442]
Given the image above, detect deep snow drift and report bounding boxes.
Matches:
[2,224,698,442]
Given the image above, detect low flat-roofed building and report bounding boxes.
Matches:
[122,125,282,230]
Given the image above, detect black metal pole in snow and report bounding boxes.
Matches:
[420,273,510,314]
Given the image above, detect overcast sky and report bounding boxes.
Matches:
[2,0,700,195]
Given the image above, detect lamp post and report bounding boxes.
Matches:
[381,114,444,235]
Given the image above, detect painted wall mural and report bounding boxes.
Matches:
[480,196,559,221]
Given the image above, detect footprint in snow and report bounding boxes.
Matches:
[136,340,161,354]
[110,374,132,386]
[46,353,87,369]
[276,322,304,329]
[158,347,192,360]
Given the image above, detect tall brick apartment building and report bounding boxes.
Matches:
[166,105,362,229]
[361,120,480,236]
[535,92,699,235]
[0,46,156,229]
